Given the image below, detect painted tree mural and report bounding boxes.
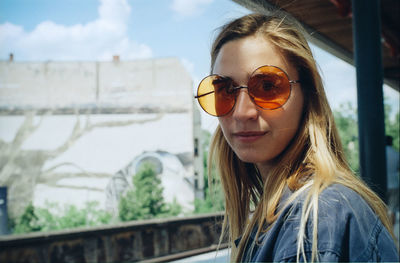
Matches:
[0,111,163,218]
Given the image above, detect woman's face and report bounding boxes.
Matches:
[213,35,304,169]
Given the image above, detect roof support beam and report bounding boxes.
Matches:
[352,0,387,201]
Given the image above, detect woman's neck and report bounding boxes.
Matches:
[256,162,273,182]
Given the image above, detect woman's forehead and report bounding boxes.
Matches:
[212,36,298,81]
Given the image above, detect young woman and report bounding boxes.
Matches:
[195,13,399,262]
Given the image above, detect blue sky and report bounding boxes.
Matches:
[0,0,398,130]
[0,0,251,78]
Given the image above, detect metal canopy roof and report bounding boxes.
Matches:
[233,0,400,91]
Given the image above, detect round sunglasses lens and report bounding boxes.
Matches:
[248,66,291,109]
[197,75,236,116]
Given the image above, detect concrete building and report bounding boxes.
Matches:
[0,56,203,217]
[0,55,193,112]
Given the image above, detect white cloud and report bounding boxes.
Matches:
[171,0,214,17]
[0,0,152,61]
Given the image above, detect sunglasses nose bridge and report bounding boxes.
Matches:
[233,86,249,96]
[234,85,256,102]
[232,85,259,113]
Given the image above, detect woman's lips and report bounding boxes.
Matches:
[233,131,268,142]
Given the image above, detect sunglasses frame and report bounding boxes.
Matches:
[195,65,300,117]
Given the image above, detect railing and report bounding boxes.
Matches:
[0,212,225,263]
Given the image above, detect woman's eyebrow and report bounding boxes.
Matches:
[213,72,250,86]
[212,77,230,85]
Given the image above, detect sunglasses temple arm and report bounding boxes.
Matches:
[194,90,214,99]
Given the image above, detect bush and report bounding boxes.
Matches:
[194,189,224,214]
[12,201,112,234]
[118,162,182,221]
[11,163,184,233]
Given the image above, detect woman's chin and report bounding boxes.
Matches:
[235,152,274,164]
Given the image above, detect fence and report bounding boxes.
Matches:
[0,212,225,263]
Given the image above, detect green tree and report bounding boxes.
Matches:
[333,102,360,174]
[194,130,225,214]
[118,163,181,221]
[333,100,400,174]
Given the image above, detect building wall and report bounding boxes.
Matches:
[98,59,192,111]
[0,57,192,111]
[0,57,203,218]
[0,61,97,108]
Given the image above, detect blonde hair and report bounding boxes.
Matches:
[208,13,394,262]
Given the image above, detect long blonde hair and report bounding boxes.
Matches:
[208,13,394,262]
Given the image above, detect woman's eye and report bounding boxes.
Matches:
[213,77,234,94]
[226,85,235,94]
[262,81,275,91]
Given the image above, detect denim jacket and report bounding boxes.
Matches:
[239,184,399,262]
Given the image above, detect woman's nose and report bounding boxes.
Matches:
[232,89,258,120]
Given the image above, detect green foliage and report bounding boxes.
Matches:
[333,100,400,174]
[118,162,181,221]
[12,201,112,234]
[194,129,225,214]
[160,197,183,218]
[12,163,183,234]
[194,188,225,214]
[333,102,360,174]
[12,203,42,234]
[384,103,399,151]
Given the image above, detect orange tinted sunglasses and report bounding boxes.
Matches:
[195,65,300,117]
